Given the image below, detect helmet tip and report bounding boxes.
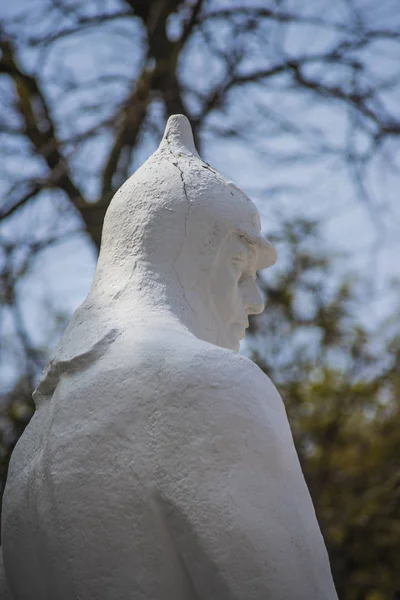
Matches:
[161,114,199,157]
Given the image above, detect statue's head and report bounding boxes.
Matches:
[93,115,276,351]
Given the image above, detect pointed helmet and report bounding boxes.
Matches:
[92,114,276,296]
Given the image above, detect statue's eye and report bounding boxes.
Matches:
[232,256,247,267]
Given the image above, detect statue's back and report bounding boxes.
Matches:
[2,327,337,600]
[2,329,210,599]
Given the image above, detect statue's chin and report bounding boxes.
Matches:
[227,324,247,351]
[225,336,241,353]
[215,335,240,352]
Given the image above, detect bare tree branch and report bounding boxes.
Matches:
[288,60,400,136]
[16,10,135,47]
[0,185,41,221]
[101,66,153,197]
[0,38,109,247]
[180,0,205,47]
[0,40,82,197]
[100,0,203,195]
[200,7,354,32]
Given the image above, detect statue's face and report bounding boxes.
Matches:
[209,233,265,351]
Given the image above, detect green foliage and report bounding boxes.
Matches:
[250,219,400,600]
[0,380,34,519]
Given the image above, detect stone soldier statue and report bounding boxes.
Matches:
[1,115,338,599]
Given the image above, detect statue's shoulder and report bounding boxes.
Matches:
[57,328,282,415]
[191,344,267,388]
[112,329,272,394]
[158,336,283,414]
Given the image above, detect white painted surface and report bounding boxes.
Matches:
[1,115,338,599]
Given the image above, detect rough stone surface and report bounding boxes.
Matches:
[1,115,338,599]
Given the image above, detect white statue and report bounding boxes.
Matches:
[1,115,338,599]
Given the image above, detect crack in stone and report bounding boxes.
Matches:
[163,134,196,316]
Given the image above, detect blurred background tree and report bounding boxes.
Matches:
[0,1,399,598]
[252,219,400,599]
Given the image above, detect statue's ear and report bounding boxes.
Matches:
[159,114,200,158]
